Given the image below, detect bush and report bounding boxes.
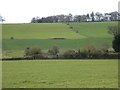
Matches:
[112,34,120,52]
[24,47,43,59]
[69,26,73,29]
[83,45,97,58]
[76,30,79,33]
[10,37,14,40]
[63,50,76,59]
[75,49,81,58]
[81,45,109,58]
[48,46,59,55]
[80,50,88,58]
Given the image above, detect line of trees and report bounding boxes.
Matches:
[31,14,73,23]
[31,11,120,23]
[23,45,119,60]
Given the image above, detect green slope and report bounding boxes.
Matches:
[3,23,84,39]
[2,22,117,58]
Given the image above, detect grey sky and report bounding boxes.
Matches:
[0,0,119,23]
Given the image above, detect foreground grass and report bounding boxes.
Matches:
[2,59,118,88]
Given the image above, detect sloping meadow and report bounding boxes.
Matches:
[2,22,117,58]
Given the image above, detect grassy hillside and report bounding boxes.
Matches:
[3,23,84,39]
[2,60,118,88]
[70,22,117,38]
[2,22,117,58]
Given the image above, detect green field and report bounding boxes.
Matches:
[2,60,118,88]
[2,22,118,88]
[3,23,84,39]
[2,22,117,58]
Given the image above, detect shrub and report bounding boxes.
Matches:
[63,50,76,59]
[83,45,97,58]
[24,47,43,59]
[69,26,73,29]
[10,37,14,40]
[75,49,81,58]
[48,46,59,55]
[91,49,105,58]
[112,34,120,52]
[80,50,88,58]
[76,30,79,33]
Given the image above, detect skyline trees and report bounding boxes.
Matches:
[31,11,120,23]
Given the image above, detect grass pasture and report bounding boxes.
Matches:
[2,23,84,39]
[3,38,113,58]
[2,22,117,58]
[70,22,117,38]
[2,22,118,88]
[2,59,118,88]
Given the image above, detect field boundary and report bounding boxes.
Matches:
[1,56,120,61]
[1,88,119,90]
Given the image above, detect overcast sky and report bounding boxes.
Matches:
[0,0,119,23]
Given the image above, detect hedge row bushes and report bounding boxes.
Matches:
[23,46,120,59]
